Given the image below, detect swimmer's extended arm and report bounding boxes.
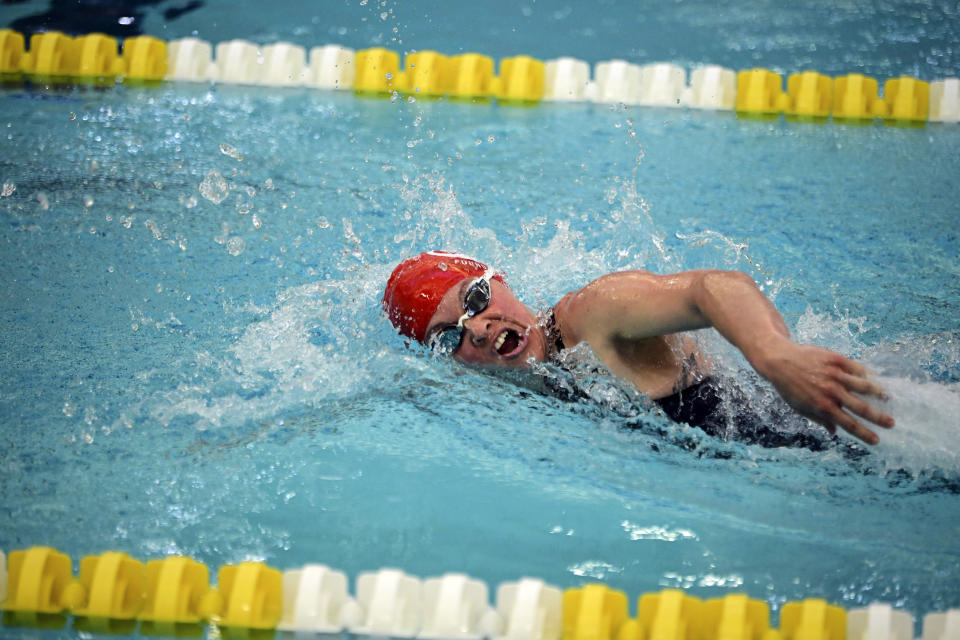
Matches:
[557,269,894,444]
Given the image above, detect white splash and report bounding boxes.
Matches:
[868,376,960,473]
[146,268,393,431]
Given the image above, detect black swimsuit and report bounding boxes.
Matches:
[545,311,843,451]
[652,376,845,450]
[654,377,726,434]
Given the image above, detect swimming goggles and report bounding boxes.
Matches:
[428,274,492,355]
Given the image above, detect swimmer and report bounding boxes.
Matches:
[382,251,895,446]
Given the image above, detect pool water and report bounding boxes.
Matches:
[1,1,959,637]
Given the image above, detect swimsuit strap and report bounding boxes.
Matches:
[546,309,566,354]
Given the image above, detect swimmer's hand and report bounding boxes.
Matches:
[752,337,895,445]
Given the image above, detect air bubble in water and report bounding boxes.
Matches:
[220,143,243,161]
[144,219,162,240]
[200,170,229,204]
[227,237,245,256]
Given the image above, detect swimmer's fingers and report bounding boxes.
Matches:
[839,389,895,430]
[804,387,892,446]
[837,371,889,401]
[836,356,868,377]
[828,404,880,445]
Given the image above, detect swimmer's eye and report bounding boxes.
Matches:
[428,275,492,356]
[429,325,463,355]
[461,276,491,317]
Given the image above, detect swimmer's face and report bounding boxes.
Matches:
[425,277,547,368]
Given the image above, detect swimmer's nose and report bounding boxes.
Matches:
[462,314,489,345]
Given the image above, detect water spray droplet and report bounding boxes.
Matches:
[227,237,245,256]
[200,170,229,204]
[219,143,243,161]
[144,219,162,240]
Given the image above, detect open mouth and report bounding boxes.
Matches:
[494,328,526,358]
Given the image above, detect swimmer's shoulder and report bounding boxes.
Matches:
[554,270,658,346]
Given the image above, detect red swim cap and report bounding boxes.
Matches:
[383,250,503,343]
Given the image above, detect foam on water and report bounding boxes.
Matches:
[143,269,390,430]
[868,375,960,471]
[861,334,960,475]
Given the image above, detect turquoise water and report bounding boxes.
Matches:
[1,1,960,637]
